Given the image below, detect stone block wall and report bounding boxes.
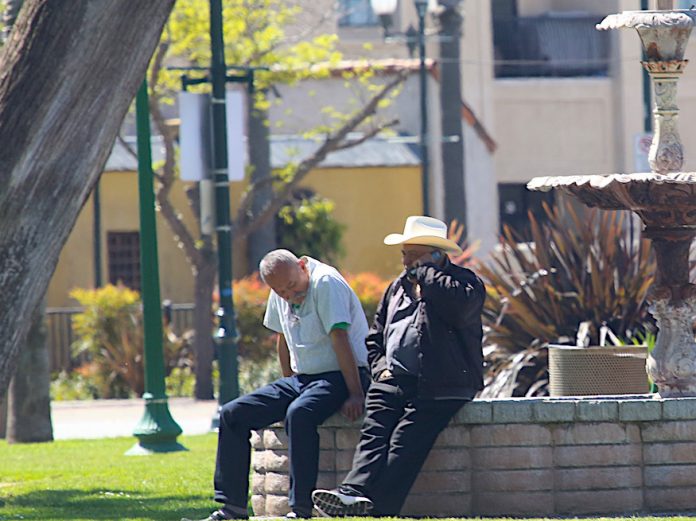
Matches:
[251,396,696,517]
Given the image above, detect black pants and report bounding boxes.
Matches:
[340,376,465,516]
[213,369,369,512]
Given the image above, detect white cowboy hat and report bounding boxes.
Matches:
[384,215,463,255]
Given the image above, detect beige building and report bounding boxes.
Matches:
[48,0,696,307]
[47,137,421,307]
[281,0,696,248]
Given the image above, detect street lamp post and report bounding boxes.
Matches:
[371,0,431,216]
[209,0,240,410]
[127,80,185,455]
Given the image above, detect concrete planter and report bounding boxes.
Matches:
[252,396,696,517]
[548,345,650,396]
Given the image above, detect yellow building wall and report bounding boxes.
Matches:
[300,166,422,278]
[46,165,422,307]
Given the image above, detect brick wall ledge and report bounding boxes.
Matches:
[251,396,696,517]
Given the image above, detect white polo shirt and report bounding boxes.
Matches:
[263,257,369,375]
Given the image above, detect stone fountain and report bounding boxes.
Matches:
[528,6,696,397]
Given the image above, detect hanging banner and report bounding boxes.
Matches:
[226,89,246,181]
[179,91,211,181]
[178,90,247,181]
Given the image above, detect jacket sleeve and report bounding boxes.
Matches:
[366,280,395,380]
[413,263,485,327]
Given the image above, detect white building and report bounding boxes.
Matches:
[273,0,696,253]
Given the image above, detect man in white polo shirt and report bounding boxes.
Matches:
[185,249,369,521]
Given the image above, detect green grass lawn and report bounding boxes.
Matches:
[1,434,695,521]
[0,434,219,521]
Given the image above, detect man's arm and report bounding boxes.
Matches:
[329,328,364,421]
[413,264,485,327]
[366,281,394,380]
[276,334,293,377]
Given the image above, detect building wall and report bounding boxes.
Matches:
[275,0,501,255]
[285,0,696,253]
[493,78,616,182]
[46,165,421,307]
[517,0,619,17]
[300,166,423,277]
[46,172,198,308]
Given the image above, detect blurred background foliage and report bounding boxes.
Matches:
[52,201,659,401]
[276,190,346,265]
[53,270,388,401]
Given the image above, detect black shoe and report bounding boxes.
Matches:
[312,489,373,517]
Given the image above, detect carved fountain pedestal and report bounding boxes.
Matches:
[529,9,696,397]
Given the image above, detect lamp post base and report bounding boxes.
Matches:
[126,394,186,455]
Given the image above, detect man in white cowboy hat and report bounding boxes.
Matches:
[312,215,485,517]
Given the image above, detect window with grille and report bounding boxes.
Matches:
[107,231,141,291]
[492,7,610,78]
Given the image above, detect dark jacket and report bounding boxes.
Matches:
[367,259,485,399]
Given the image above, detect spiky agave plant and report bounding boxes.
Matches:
[478,200,655,397]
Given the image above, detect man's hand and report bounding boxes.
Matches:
[341,392,365,422]
[414,249,443,268]
[329,328,366,422]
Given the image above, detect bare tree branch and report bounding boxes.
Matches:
[235,71,407,239]
[116,133,138,161]
[147,37,203,269]
[332,119,399,151]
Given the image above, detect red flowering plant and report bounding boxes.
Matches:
[344,272,390,324]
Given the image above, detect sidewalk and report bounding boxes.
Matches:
[50,398,219,440]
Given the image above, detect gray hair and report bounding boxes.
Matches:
[259,249,299,282]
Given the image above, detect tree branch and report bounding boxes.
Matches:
[331,119,399,151]
[116,133,138,162]
[147,37,202,268]
[235,71,407,239]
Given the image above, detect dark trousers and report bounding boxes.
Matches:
[214,369,369,512]
[340,376,464,516]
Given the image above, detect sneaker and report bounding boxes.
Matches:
[286,509,313,519]
[312,489,373,517]
[181,507,248,521]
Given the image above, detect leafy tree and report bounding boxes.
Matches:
[125,0,404,398]
[276,191,346,265]
[0,0,175,406]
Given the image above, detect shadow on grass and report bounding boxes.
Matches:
[0,487,209,520]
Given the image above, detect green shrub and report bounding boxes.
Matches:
[232,274,275,362]
[50,371,100,401]
[479,202,656,397]
[239,356,282,396]
[69,284,189,398]
[345,272,390,323]
[70,285,144,398]
[62,272,389,399]
[276,192,345,265]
